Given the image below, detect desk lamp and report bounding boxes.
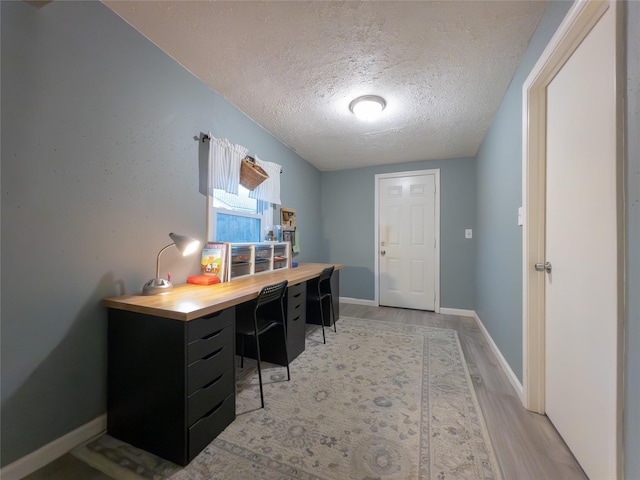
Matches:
[142,232,200,295]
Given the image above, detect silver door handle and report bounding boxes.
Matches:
[380,250,386,256]
[534,262,552,273]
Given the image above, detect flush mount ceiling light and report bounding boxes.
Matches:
[349,95,386,121]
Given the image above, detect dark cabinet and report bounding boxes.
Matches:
[285,281,307,361]
[107,307,235,466]
[234,281,307,366]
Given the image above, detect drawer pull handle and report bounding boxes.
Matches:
[200,373,223,391]
[293,293,302,299]
[201,399,225,419]
[203,347,224,360]
[202,329,223,340]
[292,315,302,322]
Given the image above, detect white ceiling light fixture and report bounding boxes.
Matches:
[349,95,386,121]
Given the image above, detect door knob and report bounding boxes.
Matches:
[380,250,386,256]
[534,262,552,273]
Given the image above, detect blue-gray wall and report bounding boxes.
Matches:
[474,0,572,382]
[624,2,639,478]
[0,1,321,466]
[2,0,638,477]
[321,158,476,309]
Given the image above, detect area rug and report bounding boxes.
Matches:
[72,316,502,480]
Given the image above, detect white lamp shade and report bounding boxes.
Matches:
[142,232,200,295]
[169,232,200,256]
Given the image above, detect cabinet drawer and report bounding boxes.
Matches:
[254,259,270,273]
[188,393,235,461]
[289,311,306,338]
[255,246,271,259]
[187,308,234,342]
[288,281,306,297]
[287,311,306,362]
[288,300,305,319]
[231,263,251,277]
[188,323,233,364]
[188,368,234,426]
[287,282,306,310]
[231,246,251,263]
[188,344,233,395]
[287,309,307,338]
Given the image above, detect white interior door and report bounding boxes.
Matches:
[378,172,438,311]
[544,4,619,479]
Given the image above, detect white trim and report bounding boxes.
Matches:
[522,1,624,476]
[374,169,441,313]
[439,307,475,317]
[522,0,611,416]
[339,296,378,307]
[473,311,525,402]
[208,206,266,243]
[0,415,106,480]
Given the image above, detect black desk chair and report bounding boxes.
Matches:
[236,279,290,408]
[307,266,337,344]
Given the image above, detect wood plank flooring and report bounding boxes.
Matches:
[23,304,587,480]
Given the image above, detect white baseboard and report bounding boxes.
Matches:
[440,307,475,317]
[0,414,106,480]
[339,296,378,307]
[473,311,525,402]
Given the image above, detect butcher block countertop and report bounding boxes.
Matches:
[103,263,341,321]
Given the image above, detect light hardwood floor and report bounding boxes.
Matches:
[23,304,586,480]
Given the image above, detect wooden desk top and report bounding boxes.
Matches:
[103,263,341,321]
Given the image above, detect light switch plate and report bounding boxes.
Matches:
[518,207,524,226]
[465,229,473,239]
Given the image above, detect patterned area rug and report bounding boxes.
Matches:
[73,317,502,479]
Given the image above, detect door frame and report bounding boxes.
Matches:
[522,0,625,475]
[374,169,441,312]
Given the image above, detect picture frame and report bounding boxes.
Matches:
[280,207,296,230]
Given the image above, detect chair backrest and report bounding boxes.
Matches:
[318,266,335,295]
[256,280,288,310]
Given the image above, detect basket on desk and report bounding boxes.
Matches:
[240,156,269,190]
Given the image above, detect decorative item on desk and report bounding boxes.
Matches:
[142,232,200,295]
[187,275,220,285]
[201,242,228,282]
[240,155,269,191]
[264,225,281,242]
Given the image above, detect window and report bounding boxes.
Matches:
[209,186,273,242]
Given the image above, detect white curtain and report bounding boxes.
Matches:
[208,134,248,195]
[249,156,282,205]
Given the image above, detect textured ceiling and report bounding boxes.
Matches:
[104,1,546,172]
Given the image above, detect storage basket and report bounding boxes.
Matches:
[240,156,269,191]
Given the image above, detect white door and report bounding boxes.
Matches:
[378,171,438,310]
[544,4,619,479]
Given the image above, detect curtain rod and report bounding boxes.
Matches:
[200,133,282,174]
